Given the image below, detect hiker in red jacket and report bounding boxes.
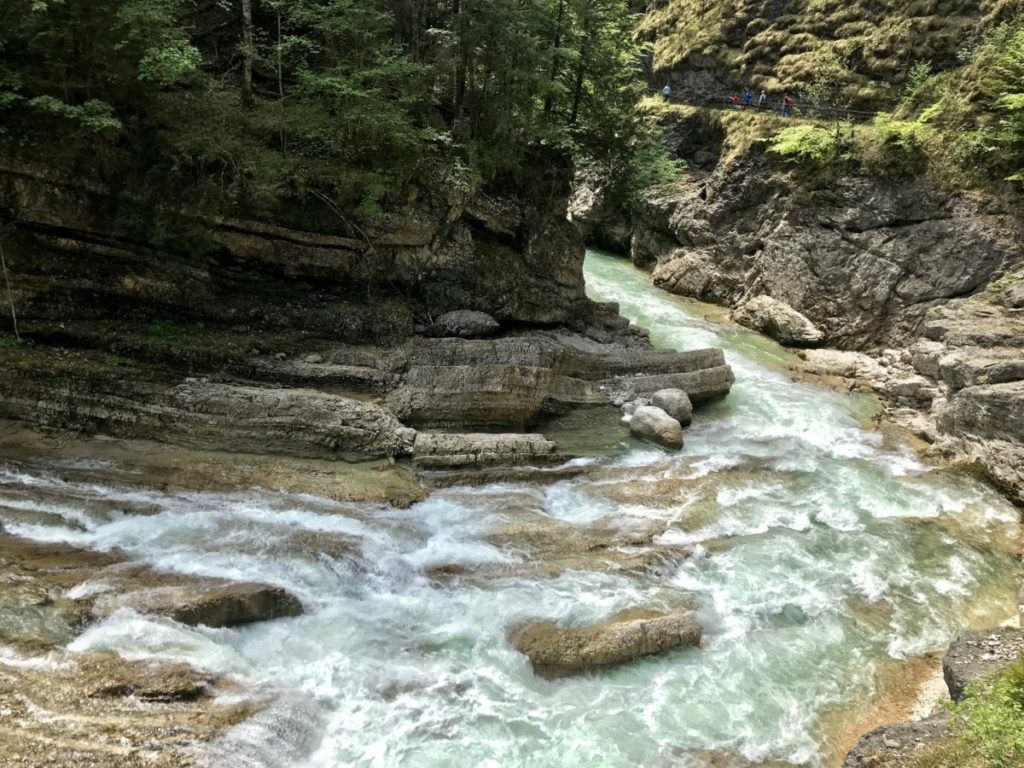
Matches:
[782,94,794,117]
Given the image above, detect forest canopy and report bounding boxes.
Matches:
[0,0,656,221]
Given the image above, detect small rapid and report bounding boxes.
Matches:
[1,251,1020,767]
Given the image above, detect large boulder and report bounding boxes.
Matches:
[629,406,684,450]
[650,389,694,426]
[427,310,500,339]
[509,609,701,679]
[943,628,1024,702]
[731,296,825,347]
[93,582,303,628]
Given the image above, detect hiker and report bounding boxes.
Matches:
[730,94,740,110]
[782,93,794,117]
[743,89,753,109]
[758,90,768,109]
[661,83,672,100]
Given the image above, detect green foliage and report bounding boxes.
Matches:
[906,60,934,98]
[947,658,1024,767]
[769,124,841,165]
[859,112,934,175]
[899,18,1024,184]
[0,0,655,228]
[25,96,123,133]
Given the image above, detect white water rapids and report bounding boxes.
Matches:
[0,251,1020,767]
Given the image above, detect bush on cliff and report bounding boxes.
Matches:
[768,124,845,166]
[917,657,1024,768]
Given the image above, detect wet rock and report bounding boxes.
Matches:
[427,310,501,339]
[629,406,684,450]
[732,296,825,347]
[0,370,419,461]
[843,711,952,767]
[509,609,701,678]
[411,432,559,469]
[650,388,694,426]
[0,650,255,767]
[943,628,1024,702]
[93,582,303,629]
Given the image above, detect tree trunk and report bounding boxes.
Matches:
[0,241,20,342]
[569,34,589,125]
[543,0,566,116]
[241,0,254,106]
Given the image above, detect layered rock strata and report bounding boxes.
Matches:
[0,158,734,465]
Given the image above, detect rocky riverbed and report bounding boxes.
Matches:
[0,252,1019,767]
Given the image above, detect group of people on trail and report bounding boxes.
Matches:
[730,89,793,116]
[661,83,794,117]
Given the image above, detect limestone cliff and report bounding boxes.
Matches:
[0,153,733,464]
[572,105,1024,503]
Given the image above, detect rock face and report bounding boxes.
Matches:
[384,336,733,430]
[943,628,1024,702]
[0,155,735,464]
[0,153,591,336]
[629,406,685,450]
[731,296,824,347]
[509,609,701,678]
[569,171,633,255]
[651,388,693,426]
[629,146,1024,350]
[606,118,1024,503]
[427,310,500,339]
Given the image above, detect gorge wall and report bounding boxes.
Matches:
[572,106,1024,506]
[0,152,734,467]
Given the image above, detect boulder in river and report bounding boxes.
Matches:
[629,406,684,450]
[93,582,303,628]
[509,609,701,679]
[650,388,694,426]
[731,296,825,347]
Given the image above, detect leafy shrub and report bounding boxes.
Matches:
[768,124,840,165]
[948,657,1024,767]
[859,112,934,175]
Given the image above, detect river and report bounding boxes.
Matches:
[1,250,1020,767]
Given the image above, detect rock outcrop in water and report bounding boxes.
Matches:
[509,609,701,678]
[0,157,734,468]
[0,533,295,765]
